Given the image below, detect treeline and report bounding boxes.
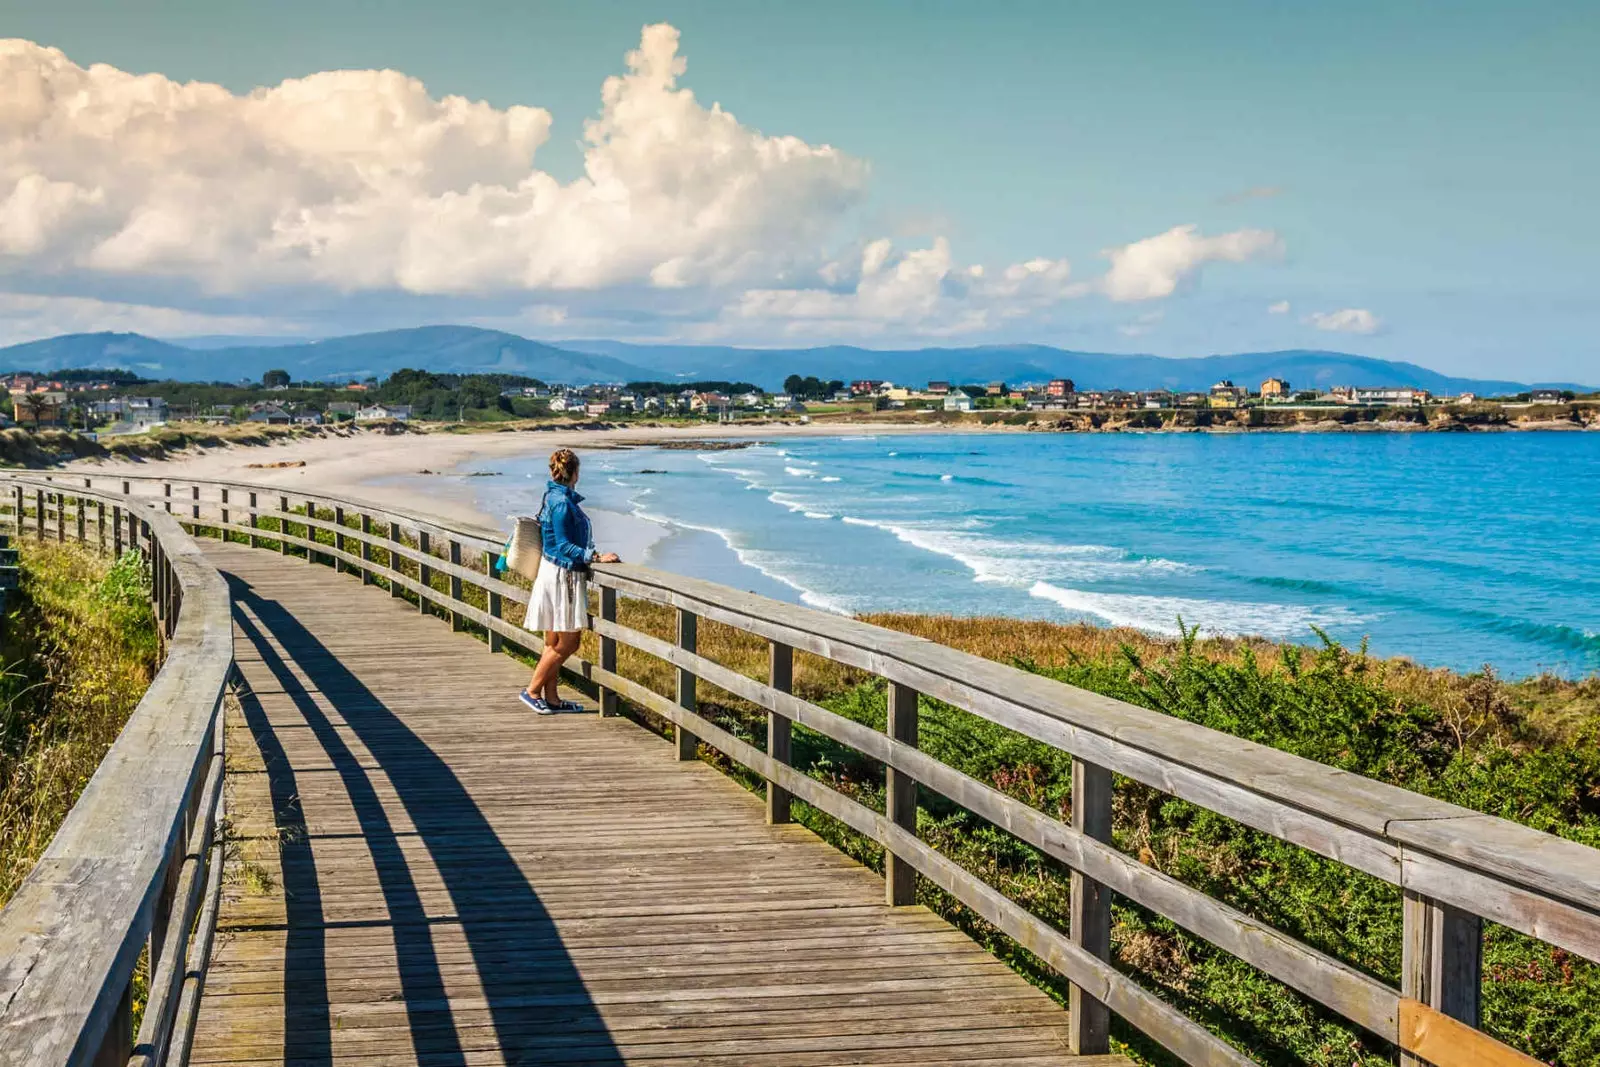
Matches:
[374,368,546,420]
[624,380,761,396]
[784,374,845,399]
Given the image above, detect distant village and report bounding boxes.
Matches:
[0,368,1583,435]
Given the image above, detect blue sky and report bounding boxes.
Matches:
[0,0,1595,379]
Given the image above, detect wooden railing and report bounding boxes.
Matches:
[0,476,232,1067]
[12,470,1599,1067]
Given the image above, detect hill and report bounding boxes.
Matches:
[557,340,1589,395]
[0,327,1587,394]
[0,327,653,385]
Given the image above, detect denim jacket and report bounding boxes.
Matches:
[539,480,595,571]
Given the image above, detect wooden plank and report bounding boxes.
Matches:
[0,479,232,1067]
[884,681,918,907]
[1398,999,1543,1067]
[1069,759,1113,1055]
[767,641,793,825]
[674,608,697,759]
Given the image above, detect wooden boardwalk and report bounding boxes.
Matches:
[193,542,1119,1066]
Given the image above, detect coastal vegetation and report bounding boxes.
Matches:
[0,541,157,905]
[588,601,1599,1066]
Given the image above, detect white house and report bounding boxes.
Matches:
[943,393,974,412]
[356,404,411,422]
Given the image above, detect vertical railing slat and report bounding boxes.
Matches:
[675,609,698,759]
[1068,759,1114,1054]
[767,641,793,824]
[884,682,919,906]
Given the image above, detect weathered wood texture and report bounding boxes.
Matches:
[0,480,232,1067]
[193,542,1118,1066]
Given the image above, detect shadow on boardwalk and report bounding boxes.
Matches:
[229,574,623,1065]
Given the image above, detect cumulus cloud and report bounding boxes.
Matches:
[1305,307,1381,334]
[729,238,1083,338]
[0,27,866,296]
[1268,299,1291,314]
[1100,224,1281,302]
[0,29,1286,344]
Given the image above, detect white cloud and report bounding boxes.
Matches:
[1305,307,1381,334]
[728,238,1083,338]
[0,27,866,296]
[1100,224,1281,302]
[1268,299,1291,314]
[0,30,1287,346]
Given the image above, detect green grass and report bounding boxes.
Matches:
[0,542,157,904]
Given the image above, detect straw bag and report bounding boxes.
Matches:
[502,515,542,581]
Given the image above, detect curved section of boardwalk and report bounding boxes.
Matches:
[194,542,1115,1066]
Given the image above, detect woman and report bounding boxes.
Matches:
[521,449,619,713]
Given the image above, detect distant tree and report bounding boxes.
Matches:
[262,369,291,388]
[783,374,805,396]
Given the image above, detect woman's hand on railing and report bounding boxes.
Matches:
[595,552,620,564]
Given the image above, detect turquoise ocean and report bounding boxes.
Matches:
[463,432,1600,679]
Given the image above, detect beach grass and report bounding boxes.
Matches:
[591,599,1600,1066]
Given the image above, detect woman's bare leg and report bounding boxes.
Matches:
[531,631,580,700]
[528,631,571,697]
[541,632,581,701]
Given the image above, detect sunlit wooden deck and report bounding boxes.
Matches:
[194,541,1119,1066]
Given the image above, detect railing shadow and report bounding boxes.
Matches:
[227,574,623,1065]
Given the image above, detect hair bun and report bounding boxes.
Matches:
[549,448,580,484]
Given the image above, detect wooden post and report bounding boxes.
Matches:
[305,502,318,564]
[220,487,230,531]
[278,495,289,555]
[34,489,43,539]
[56,491,65,542]
[674,609,698,758]
[1401,891,1483,1067]
[163,481,172,514]
[361,514,374,584]
[76,494,86,543]
[11,485,20,538]
[417,531,432,614]
[484,550,502,651]
[598,586,618,717]
[113,504,123,557]
[1068,759,1114,1054]
[121,479,130,497]
[767,640,793,824]
[91,981,133,1067]
[332,506,345,573]
[884,681,919,906]
[97,501,106,555]
[191,484,200,521]
[389,521,403,596]
[448,539,463,630]
[248,491,259,549]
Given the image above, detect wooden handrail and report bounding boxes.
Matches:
[0,478,232,1067]
[30,470,1599,1067]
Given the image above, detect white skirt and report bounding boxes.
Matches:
[524,560,589,633]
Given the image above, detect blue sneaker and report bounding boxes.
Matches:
[519,690,554,715]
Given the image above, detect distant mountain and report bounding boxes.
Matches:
[558,340,1590,395]
[0,327,654,384]
[0,327,1587,394]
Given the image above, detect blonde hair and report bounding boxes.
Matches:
[549,448,580,485]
